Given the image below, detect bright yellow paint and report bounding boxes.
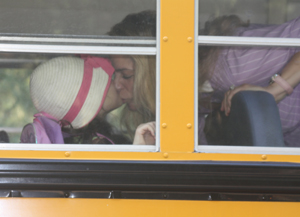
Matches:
[2,150,300,163]
[1,1,300,216]
[0,198,298,217]
[160,0,195,152]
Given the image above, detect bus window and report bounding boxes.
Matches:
[197,0,300,149]
[1,53,156,148]
[0,1,159,151]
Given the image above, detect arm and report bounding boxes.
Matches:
[221,52,300,116]
[267,52,300,101]
[133,122,156,145]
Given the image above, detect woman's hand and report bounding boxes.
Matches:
[221,52,300,116]
[221,84,268,116]
[133,121,156,145]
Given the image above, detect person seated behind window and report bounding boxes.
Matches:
[108,10,156,141]
[199,15,300,146]
[22,56,155,145]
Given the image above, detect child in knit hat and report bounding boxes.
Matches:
[21,56,155,145]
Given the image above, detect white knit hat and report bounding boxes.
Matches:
[30,56,114,129]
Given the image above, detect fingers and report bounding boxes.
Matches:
[221,90,231,116]
[133,122,156,145]
[225,89,235,115]
[136,122,155,134]
[221,84,265,116]
[149,122,156,137]
[221,86,243,116]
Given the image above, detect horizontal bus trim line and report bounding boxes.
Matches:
[198,35,300,47]
[1,190,300,202]
[0,159,299,198]
[0,44,156,55]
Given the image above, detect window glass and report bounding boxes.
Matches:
[197,0,300,148]
[1,53,156,146]
[0,0,156,37]
[199,0,300,37]
[197,44,300,147]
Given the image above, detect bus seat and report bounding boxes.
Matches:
[222,91,285,146]
[205,91,285,146]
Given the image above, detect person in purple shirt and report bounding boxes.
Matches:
[199,15,300,146]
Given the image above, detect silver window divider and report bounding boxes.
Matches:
[0,44,156,55]
[198,35,300,47]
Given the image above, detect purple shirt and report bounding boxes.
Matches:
[201,17,300,146]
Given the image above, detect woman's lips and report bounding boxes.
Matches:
[121,99,137,110]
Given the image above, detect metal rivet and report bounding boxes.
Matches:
[163,153,169,158]
[163,36,168,42]
[187,123,192,129]
[187,37,193,42]
[65,152,71,157]
[162,123,167,128]
[261,154,267,160]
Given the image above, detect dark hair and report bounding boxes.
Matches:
[107,10,156,37]
[63,118,131,144]
[203,106,229,145]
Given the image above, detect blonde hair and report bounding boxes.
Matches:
[120,55,156,139]
[108,10,156,139]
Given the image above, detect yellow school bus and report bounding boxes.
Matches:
[0,0,300,216]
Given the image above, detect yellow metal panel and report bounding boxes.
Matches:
[0,198,299,217]
[160,0,195,152]
[2,150,300,163]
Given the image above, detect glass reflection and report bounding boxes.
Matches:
[199,0,300,36]
[0,0,156,36]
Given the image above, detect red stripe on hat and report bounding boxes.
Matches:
[62,62,93,124]
[62,56,114,127]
